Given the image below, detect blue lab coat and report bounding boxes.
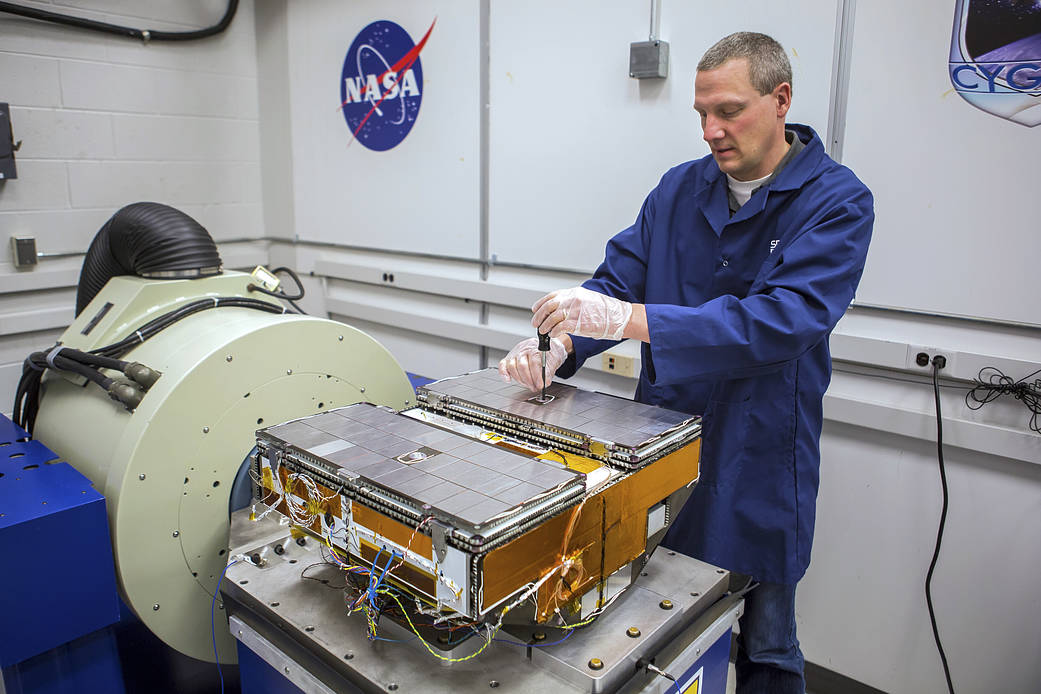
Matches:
[557,124,873,584]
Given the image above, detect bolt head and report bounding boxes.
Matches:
[338,335,344,341]
[139,473,146,480]
[659,599,673,610]
[203,426,210,434]
[153,604,160,611]
[532,631,546,642]
[172,530,179,537]
[287,369,293,375]
[226,355,233,362]
[360,386,365,393]
[588,658,604,670]
[626,626,641,638]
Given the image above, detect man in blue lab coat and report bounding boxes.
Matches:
[499,32,873,693]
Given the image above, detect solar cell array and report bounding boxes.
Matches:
[419,368,695,449]
[264,404,581,527]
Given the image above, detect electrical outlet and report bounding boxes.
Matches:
[905,345,954,372]
[602,353,635,378]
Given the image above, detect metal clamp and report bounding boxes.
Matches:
[428,519,451,563]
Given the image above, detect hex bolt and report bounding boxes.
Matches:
[626,626,641,638]
[139,474,146,480]
[588,658,604,671]
[659,599,674,610]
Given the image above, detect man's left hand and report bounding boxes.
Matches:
[531,287,633,341]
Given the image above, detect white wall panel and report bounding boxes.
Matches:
[112,114,260,161]
[59,59,258,118]
[0,161,70,211]
[803,416,1041,693]
[285,0,480,257]
[488,1,839,269]
[66,161,260,207]
[0,53,63,107]
[843,0,1041,326]
[0,15,109,62]
[11,107,115,160]
[181,203,265,240]
[0,209,112,254]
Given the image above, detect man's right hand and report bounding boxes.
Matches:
[497,336,569,392]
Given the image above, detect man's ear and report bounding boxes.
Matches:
[774,82,792,117]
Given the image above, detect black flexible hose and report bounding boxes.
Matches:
[0,0,238,42]
[76,202,223,315]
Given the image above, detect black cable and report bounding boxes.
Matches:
[13,296,287,434]
[0,0,238,42]
[926,358,955,694]
[246,267,308,314]
[965,366,1041,435]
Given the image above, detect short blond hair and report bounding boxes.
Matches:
[698,32,792,95]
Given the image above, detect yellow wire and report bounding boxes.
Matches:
[379,590,499,662]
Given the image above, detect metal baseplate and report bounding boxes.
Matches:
[222,509,738,693]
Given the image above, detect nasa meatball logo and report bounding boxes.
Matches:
[949,0,1041,126]
[339,19,436,150]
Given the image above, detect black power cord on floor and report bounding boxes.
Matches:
[926,356,956,694]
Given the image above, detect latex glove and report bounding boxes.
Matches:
[531,287,633,341]
[498,336,568,392]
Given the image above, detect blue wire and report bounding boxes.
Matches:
[212,559,240,694]
[494,628,575,648]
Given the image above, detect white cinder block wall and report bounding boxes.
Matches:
[0,0,268,405]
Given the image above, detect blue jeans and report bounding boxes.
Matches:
[735,579,805,694]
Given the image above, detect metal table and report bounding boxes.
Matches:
[222,510,741,694]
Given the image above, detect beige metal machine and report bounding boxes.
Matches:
[32,271,414,662]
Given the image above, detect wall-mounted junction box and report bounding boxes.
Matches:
[629,40,669,79]
[11,236,36,268]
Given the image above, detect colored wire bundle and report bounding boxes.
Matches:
[965,366,1041,434]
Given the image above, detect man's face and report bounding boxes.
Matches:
[694,58,791,181]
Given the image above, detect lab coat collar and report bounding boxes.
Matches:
[694,123,824,235]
